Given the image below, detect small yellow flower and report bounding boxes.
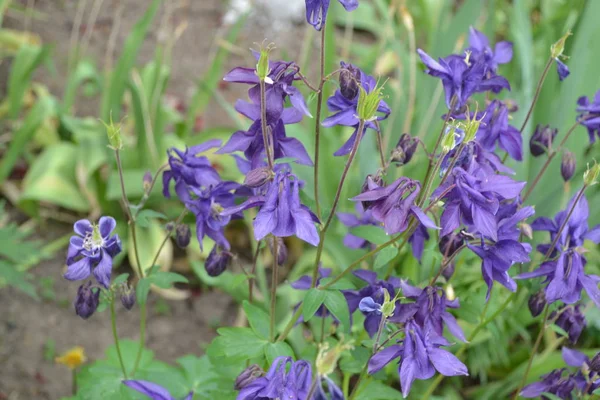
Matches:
[55,346,86,370]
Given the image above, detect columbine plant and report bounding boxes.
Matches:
[58,3,600,400]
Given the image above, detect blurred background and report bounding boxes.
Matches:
[0,0,599,398]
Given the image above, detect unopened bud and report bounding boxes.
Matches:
[175,224,191,248]
[244,167,274,188]
[439,233,464,258]
[529,124,557,157]
[391,133,418,166]
[561,150,576,182]
[102,114,123,150]
[584,161,600,186]
[143,171,152,193]
[120,283,136,310]
[339,64,361,100]
[205,245,233,277]
[256,42,275,83]
[550,31,572,59]
[589,353,600,373]
[356,81,385,121]
[442,262,455,280]
[267,236,287,266]
[528,291,546,318]
[234,364,264,390]
[74,282,100,319]
[520,223,533,240]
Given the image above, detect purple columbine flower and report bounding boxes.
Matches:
[222,166,320,246]
[236,356,312,400]
[368,320,468,398]
[520,368,576,399]
[440,140,515,178]
[467,202,534,299]
[322,62,391,156]
[313,375,344,400]
[551,304,586,344]
[337,203,380,249]
[350,177,437,235]
[205,244,233,277]
[433,166,526,241]
[515,195,600,307]
[291,268,337,321]
[123,380,193,400]
[162,140,222,202]
[65,217,122,288]
[576,90,600,143]
[530,124,558,157]
[562,347,600,395]
[305,0,358,31]
[343,270,401,337]
[417,49,510,110]
[392,282,466,342]
[74,281,100,319]
[408,223,430,262]
[556,58,570,81]
[467,27,513,74]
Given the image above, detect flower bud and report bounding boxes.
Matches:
[391,133,418,166]
[438,233,464,258]
[102,114,123,150]
[520,223,533,240]
[561,150,576,182]
[589,353,600,373]
[74,282,100,319]
[234,364,264,390]
[120,283,136,310]
[175,224,191,248]
[244,167,274,188]
[143,171,152,194]
[380,288,395,318]
[356,81,385,121]
[584,161,600,186]
[205,245,233,277]
[442,262,455,280]
[256,42,275,83]
[529,124,558,157]
[339,64,361,100]
[550,31,572,59]
[267,236,287,266]
[556,59,570,81]
[528,291,546,318]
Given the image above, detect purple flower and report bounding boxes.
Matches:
[551,304,586,344]
[350,177,437,235]
[343,270,401,337]
[223,167,320,246]
[440,140,515,177]
[291,268,336,320]
[74,281,100,319]
[313,376,344,400]
[562,347,600,395]
[305,0,358,31]
[236,356,312,400]
[408,223,430,262]
[162,140,222,202]
[322,62,391,156]
[368,321,468,398]
[576,90,600,143]
[530,124,558,157]
[417,49,510,109]
[556,58,570,81]
[392,283,466,342]
[65,217,122,288]
[467,27,513,74]
[205,244,233,277]
[515,195,600,307]
[433,166,526,241]
[337,203,380,249]
[123,380,193,400]
[520,368,575,399]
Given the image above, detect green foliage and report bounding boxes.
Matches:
[136,267,188,305]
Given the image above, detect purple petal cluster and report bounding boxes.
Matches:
[551,304,586,344]
[305,0,358,31]
[123,380,193,400]
[576,89,600,143]
[467,27,513,74]
[337,203,380,249]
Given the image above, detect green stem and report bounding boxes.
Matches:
[519,56,554,134]
[313,26,327,219]
[131,301,146,376]
[259,80,274,170]
[110,299,128,379]
[276,304,302,342]
[269,237,279,342]
[72,368,77,395]
[348,364,368,400]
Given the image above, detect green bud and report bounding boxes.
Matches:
[583,160,600,186]
[463,103,485,143]
[441,123,459,153]
[256,42,275,83]
[380,288,395,318]
[101,113,123,150]
[356,81,386,121]
[550,31,572,59]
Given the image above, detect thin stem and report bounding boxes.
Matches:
[269,237,279,342]
[313,26,327,219]
[110,299,128,378]
[522,120,582,203]
[348,364,368,400]
[372,316,387,353]
[376,328,403,352]
[276,304,303,342]
[439,142,465,187]
[114,150,143,277]
[311,120,366,287]
[297,71,319,92]
[512,306,550,399]
[319,315,326,343]
[150,208,188,269]
[375,121,387,169]
[139,164,168,209]
[543,185,587,259]
[519,57,554,134]
[259,80,274,170]
[249,243,261,303]
[131,302,146,376]
[306,377,319,399]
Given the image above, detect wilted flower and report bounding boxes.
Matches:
[175,224,191,248]
[529,124,558,156]
[74,282,100,319]
[390,133,419,166]
[123,380,193,400]
[65,217,122,288]
[205,245,233,277]
[304,0,359,31]
[561,150,576,181]
[339,63,361,100]
[120,283,136,311]
[235,364,265,390]
[55,346,86,370]
[576,90,600,143]
[551,305,586,344]
[467,27,513,74]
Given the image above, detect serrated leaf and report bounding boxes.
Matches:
[264,341,295,365]
[323,289,351,332]
[208,327,268,362]
[243,300,270,340]
[303,288,327,322]
[373,247,398,271]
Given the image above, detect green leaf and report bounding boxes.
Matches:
[350,225,389,245]
[176,355,237,398]
[264,341,295,365]
[323,289,351,332]
[303,288,327,322]
[354,380,403,400]
[243,300,271,340]
[207,327,268,363]
[549,323,569,338]
[136,277,151,305]
[373,247,398,271]
[0,260,37,298]
[128,220,172,276]
[136,209,167,228]
[112,273,129,287]
[150,271,188,288]
[7,44,50,118]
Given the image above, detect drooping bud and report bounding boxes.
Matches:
[550,31,572,59]
[529,124,558,157]
[589,353,600,373]
[119,283,136,310]
[205,245,233,277]
[175,224,191,248]
[143,171,152,194]
[74,282,100,319]
[561,150,576,182]
[442,262,455,280]
[101,113,123,150]
[584,160,600,186]
[339,64,361,100]
[356,81,386,121]
[255,42,275,83]
[244,166,274,188]
[528,291,546,318]
[438,233,464,258]
[267,236,287,266]
[390,133,418,166]
[556,59,570,81]
[234,364,264,390]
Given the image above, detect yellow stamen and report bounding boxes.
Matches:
[55,346,86,370]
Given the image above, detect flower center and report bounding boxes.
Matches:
[83,224,104,251]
